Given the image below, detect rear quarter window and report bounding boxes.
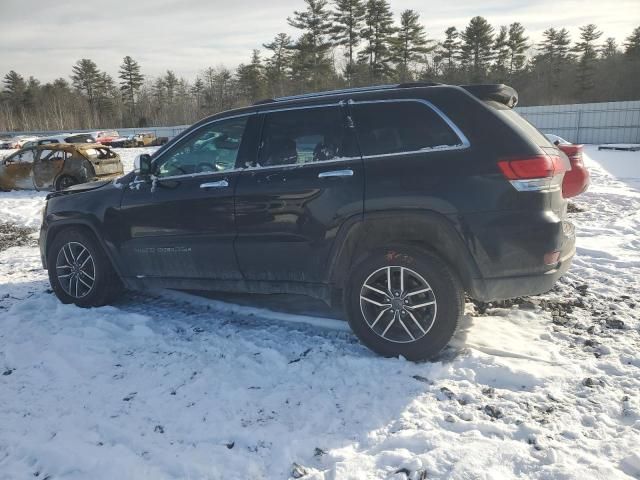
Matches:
[352,101,465,157]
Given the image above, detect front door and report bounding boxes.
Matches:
[0,148,36,190]
[33,148,67,190]
[118,114,258,280]
[234,104,364,284]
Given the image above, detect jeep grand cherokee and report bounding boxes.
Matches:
[39,83,575,360]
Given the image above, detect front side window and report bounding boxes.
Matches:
[258,106,354,167]
[155,116,248,177]
[353,101,463,157]
[6,149,36,164]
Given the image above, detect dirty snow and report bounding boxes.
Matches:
[0,147,639,479]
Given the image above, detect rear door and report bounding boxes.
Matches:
[350,99,471,215]
[234,104,363,283]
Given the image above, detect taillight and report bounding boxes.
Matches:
[559,145,584,166]
[498,154,566,192]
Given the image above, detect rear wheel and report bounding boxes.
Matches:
[345,246,464,361]
[54,175,77,191]
[47,228,123,307]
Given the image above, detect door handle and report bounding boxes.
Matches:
[200,180,229,189]
[318,169,354,179]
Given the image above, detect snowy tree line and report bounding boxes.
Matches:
[1,0,639,132]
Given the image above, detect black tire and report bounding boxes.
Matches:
[54,175,78,191]
[47,228,123,307]
[344,246,464,361]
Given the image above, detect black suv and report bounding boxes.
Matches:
[39,83,575,360]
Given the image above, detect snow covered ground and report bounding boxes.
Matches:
[0,147,639,479]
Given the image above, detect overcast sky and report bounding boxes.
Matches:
[1,0,638,83]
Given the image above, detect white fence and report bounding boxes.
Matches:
[517,100,640,144]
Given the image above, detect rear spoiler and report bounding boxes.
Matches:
[460,84,519,108]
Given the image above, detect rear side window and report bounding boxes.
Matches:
[84,148,117,159]
[258,106,355,167]
[352,101,464,156]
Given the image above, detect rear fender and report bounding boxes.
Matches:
[328,210,483,294]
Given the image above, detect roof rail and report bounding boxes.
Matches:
[397,82,441,88]
[253,98,275,105]
[251,82,442,106]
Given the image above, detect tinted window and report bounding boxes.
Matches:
[156,116,247,177]
[258,106,354,167]
[65,134,94,143]
[353,101,463,156]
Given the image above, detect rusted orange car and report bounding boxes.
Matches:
[0,143,124,191]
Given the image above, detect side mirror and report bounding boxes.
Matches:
[133,153,152,175]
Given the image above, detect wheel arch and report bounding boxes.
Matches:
[44,218,125,281]
[328,210,482,295]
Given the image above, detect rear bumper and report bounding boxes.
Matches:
[469,235,575,301]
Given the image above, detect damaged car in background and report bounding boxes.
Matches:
[0,143,124,191]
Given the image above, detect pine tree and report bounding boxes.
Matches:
[392,9,433,81]
[539,27,571,60]
[3,71,26,97]
[71,59,101,103]
[359,0,396,82]
[537,27,572,91]
[2,71,27,111]
[624,26,640,58]
[263,33,294,96]
[330,0,366,83]
[95,72,117,123]
[601,37,618,58]
[118,56,144,112]
[492,26,510,79]
[190,77,205,108]
[436,27,460,78]
[507,22,528,77]
[288,0,334,90]
[574,24,603,98]
[237,50,265,102]
[460,16,495,82]
[164,70,179,103]
[71,59,102,124]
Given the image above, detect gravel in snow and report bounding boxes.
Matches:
[0,146,639,479]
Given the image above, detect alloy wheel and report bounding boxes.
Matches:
[359,266,437,343]
[55,241,96,298]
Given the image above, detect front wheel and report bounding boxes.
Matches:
[47,228,123,307]
[344,246,464,361]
